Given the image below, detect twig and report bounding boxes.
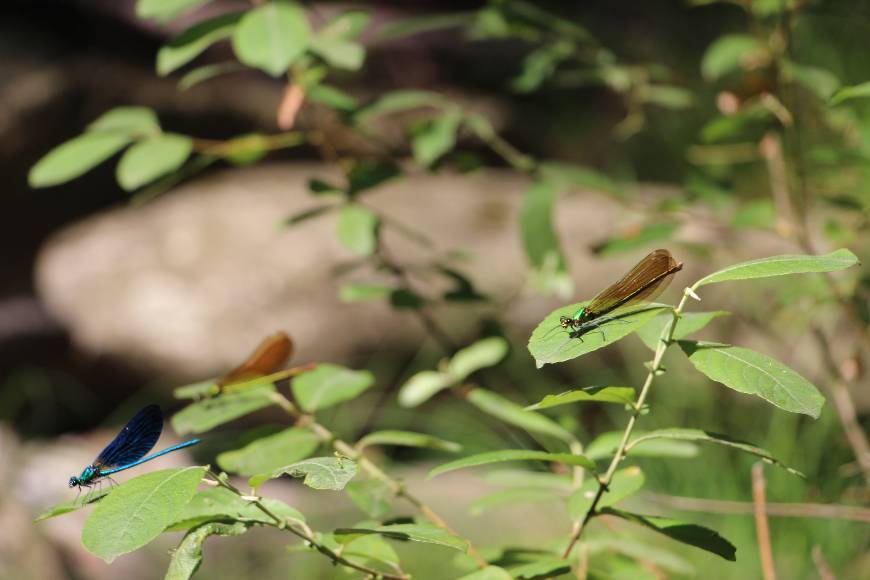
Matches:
[561,285,696,559]
[644,492,870,523]
[812,545,837,580]
[268,392,489,568]
[207,470,409,579]
[752,463,777,580]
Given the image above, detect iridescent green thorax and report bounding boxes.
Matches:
[571,307,587,322]
[69,465,100,488]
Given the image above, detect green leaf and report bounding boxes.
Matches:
[429,450,594,479]
[680,341,825,418]
[701,34,764,81]
[171,384,276,434]
[336,204,379,255]
[232,2,310,76]
[334,522,468,552]
[136,0,212,21]
[627,428,804,477]
[81,466,205,563]
[291,363,374,412]
[412,108,463,167]
[284,205,334,226]
[520,180,571,297]
[635,311,730,350]
[308,84,358,111]
[586,430,698,461]
[528,304,668,367]
[34,490,111,523]
[397,370,453,407]
[466,388,577,444]
[593,222,679,256]
[600,508,737,561]
[830,81,870,105]
[87,107,160,135]
[157,13,242,76]
[512,41,573,93]
[468,488,556,516]
[782,60,839,101]
[347,160,401,195]
[167,487,305,531]
[457,566,513,580]
[345,479,392,519]
[585,537,694,575]
[178,62,245,90]
[310,36,365,70]
[217,427,320,476]
[165,521,247,580]
[695,249,858,288]
[448,337,509,381]
[339,282,393,302]
[29,132,132,188]
[538,161,621,195]
[525,386,635,410]
[332,526,401,571]
[357,430,461,452]
[379,12,472,40]
[642,85,694,109]
[568,466,644,519]
[116,134,193,191]
[354,90,446,125]
[251,456,357,490]
[509,559,572,579]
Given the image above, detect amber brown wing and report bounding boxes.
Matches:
[586,249,682,317]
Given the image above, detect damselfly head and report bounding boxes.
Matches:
[68,476,79,488]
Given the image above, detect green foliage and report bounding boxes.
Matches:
[250,456,358,490]
[231,2,310,77]
[165,522,248,580]
[356,430,461,452]
[568,466,644,518]
[336,205,380,256]
[82,467,206,562]
[29,132,133,188]
[465,388,577,444]
[430,449,594,478]
[701,34,765,81]
[217,427,320,476]
[520,180,572,296]
[680,341,825,418]
[693,249,859,288]
[116,134,193,191]
[334,522,469,552]
[157,13,243,76]
[167,487,305,531]
[291,364,374,412]
[171,384,276,434]
[635,311,729,350]
[525,386,636,410]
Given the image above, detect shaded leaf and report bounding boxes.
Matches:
[466,388,576,444]
[307,84,358,112]
[430,450,594,479]
[380,12,472,40]
[232,2,310,76]
[165,521,247,580]
[830,81,870,105]
[538,161,621,195]
[586,430,698,461]
[482,470,571,491]
[334,522,468,552]
[251,456,357,490]
[593,222,679,256]
[345,479,392,519]
[217,427,320,476]
[525,386,635,410]
[157,12,242,75]
[284,205,334,226]
[390,288,424,309]
[520,180,572,297]
[116,134,193,191]
[171,384,276,434]
[82,467,206,563]
[568,466,644,518]
[600,508,737,561]
[701,34,764,81]
[627,428,804,477]
[336,204,379,256]
[136,0,211,21]
[457,566,513,580]
[347,160,401,195]
[468,488,556,516]
[680,341,825,418]
[694,249,858,288]
[310,36,365,70]
[178,62,245,90]
[412,108,463,167]
[528,304,668,367]
[167,487,304,531]
[34,489,111,523]
[357,430,461,452]
[354,90,446,125]
[291,363,374,412]
[29,132,132,188]
[509,559,572,579]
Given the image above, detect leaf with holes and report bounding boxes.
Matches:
[250,457,357,490]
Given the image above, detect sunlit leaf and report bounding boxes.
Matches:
[232,2,310,76]
[157,12,242,75]
[167,487,305,531]
[34,489,111,523]
[412,108,463,167]
[448,337,509,381]
[116,133,193,191]
[525,386,635,410]
[336,204,379,255]
[171,384,276,434]
[250,456,357,490]
[87,107,160,135]
[357,430,461,452]
[217,427,320,476]
[694,249,858,287]
[586,430,698,461]
[165,521,247,580]
[136,0,212,22]
[397,370,453,407]
[466,388,576,444]
[680,341,825,418]
[291,363,374,412]
[635,311,729,350]
[82,467,205,563]
[334,522,468,552]
[457,566,513,580]
[29,132,132,188]
[339,282,393,302]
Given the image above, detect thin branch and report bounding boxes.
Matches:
[812,546,836,580]
[207,470,408,579]
[644,492,870,523]
[268,392,489,568]
[561,286,696,559]
[752,463,777,580]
